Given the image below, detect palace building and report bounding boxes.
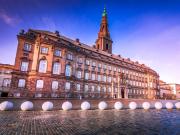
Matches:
[10,8,160,99]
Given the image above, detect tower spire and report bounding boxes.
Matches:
[95,7,113,53]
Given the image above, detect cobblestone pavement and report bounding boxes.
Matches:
[0,110,180,135]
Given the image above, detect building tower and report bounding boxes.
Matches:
[95,8,113,53]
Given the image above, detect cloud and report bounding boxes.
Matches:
[0,10,21,26]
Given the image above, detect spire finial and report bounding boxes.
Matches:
[102,6,107,17]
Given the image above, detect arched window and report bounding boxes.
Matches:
[65,64,72,77]
[39,60,47,73]
[53,62,61,75]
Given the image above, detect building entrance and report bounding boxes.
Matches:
[121,88,125,98]
[0,92,8,97]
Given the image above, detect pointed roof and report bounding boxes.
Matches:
[102,7,107,17]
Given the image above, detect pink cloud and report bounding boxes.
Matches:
[0,10,21,26]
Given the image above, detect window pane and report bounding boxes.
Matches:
[65,82,70,91]
[98,75,101,81]
[76,84,80,91]
[85,72,89,80]
[54,50,61,57]
[84,85,88,92]
[92,74,95,80]
[18,79,25,88]
[36,80,44,89]
[3,79,11,87]
[24,43,31,51]
[41,47,48,54]
[76,71,82,79]
[52,81,58,90]
[67,53,73,60]
[21,61,29,71]
[39,60,47,73]
[53,62,61,75]
[65,65,72,77]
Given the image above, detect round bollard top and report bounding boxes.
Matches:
[62,101,72,111]
[98,101,107,110]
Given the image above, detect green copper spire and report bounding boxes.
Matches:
[102,7,107,17]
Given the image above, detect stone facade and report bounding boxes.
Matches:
[10,9,160,99]
[159,80,174,99]
[0,64,14,97]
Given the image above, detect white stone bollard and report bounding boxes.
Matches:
[81,101,91,110]
[21,101,33,111]
[0,101,13,111]
[165,102,173,110]
[42,101,53,111]
[142,102,150,110]
[129,102,137,110]
[98,101,107,110]
[62,101,72,111]
[155,102,163,110]
[114,102,123,110]
[175,102,180,109]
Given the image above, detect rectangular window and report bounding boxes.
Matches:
[103,64,107,69]
[108,76,111,83]
[54,50,61,57]
[52,81,58,90]
[108,87,111,93]
[91,86,95,92]
[24,43,31,51]
[21,61,29,71]
[53,62,61,75]
[92,61,96,67]
[36,80,44,89]
[41,47,48,54]
[98,74,101,81]
[91,74,95,80]
[85,60,90,65]
[65,82,71,90]
[76,71,82,79]
[84,84,88,92]
[65,65,72,77]
[114,77,116,83]
[76,84,80,91]
[108,66,112,70]
[67,53,73,60]
[3,79,11,87]
[85,72,89,80]
[78,57,83,64]
[98,63,101,68]
[97,86,101,92]
[103,75,106,82]
[18,79,25,88]
[103,87,106,92]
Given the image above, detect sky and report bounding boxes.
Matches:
[0,0,180,84]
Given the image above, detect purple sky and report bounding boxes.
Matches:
[0,0,180,84]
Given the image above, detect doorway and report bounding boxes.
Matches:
[121,88,125,98]
[1,92,8,97]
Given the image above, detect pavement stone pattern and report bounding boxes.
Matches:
[0,110,180,135]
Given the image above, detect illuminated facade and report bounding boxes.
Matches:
[0,64,14,97]
[10,8,160,99]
